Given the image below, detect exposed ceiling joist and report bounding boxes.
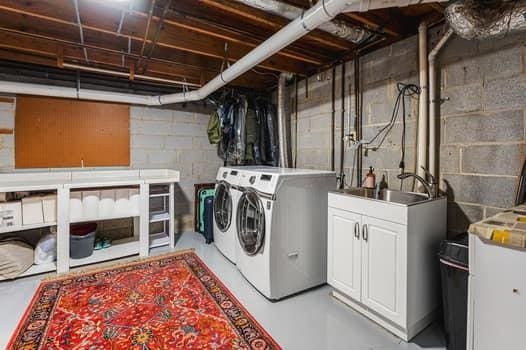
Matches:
[0,1,320,74]
[0,0,443,90]
[0,28,274,88]
[180,0,355,51]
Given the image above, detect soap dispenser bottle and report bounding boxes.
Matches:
[364,166,376,189]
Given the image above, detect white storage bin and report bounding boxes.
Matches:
[82,190,100,219]
[114,188,131,215]
[98,190,115,218]
[70,191,83,221]
[42,195,57,223]
[22,196,44,225]
[129,189,140,215]
[0,201,22,228]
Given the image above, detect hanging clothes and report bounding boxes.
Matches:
[207,110,222,144]
[211,92,278,166]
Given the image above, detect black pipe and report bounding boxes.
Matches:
[354,54,362,184]
[294,75,299,168]
[331,67,336,172]
[339,62,346,188]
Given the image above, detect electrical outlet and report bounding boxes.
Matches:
[344,132,357,148]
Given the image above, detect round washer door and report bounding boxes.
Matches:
[214,181,232,232]
[237,189,265,256]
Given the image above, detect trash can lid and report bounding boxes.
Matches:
[71,223,97,236]
[438,233,469,268]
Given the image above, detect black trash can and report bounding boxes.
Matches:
[438,234,469,350]
[203,196,214,244]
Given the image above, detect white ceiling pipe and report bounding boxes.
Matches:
[0,80,78,99]
[159,0,360,105]
[235,0,369,42]
[0,0,448,106]
[0,81,157,105]
[416,21,428,187]
[428,28,454,180]
[78,89,156,105]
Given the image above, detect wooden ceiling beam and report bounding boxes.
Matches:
[0,46,272,90]
[0,5,312,75]
[178,0,354,51]
[0,0,325,70]
[145,9,328,65]
[428,3,446,14]
[0,28,273,88]
[271,0,400,37]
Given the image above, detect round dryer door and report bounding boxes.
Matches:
[214,181,232,232]
[237,189,265,256]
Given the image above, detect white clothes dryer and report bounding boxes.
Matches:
[234,166,336,300]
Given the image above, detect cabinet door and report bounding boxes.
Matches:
[327,207,362,301]
[361,216,406,326]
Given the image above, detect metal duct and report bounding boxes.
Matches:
[235,0,369,43]
[278,72,293,168]
[445,0,526,40]
[345,0,445,12]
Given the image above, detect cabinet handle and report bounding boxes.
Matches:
[354,222,360,239]
[362,224,368,242]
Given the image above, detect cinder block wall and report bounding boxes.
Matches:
[437,29,526,233]
[0,99,222,234]
[130,105,222,231]
[290,27,526,234]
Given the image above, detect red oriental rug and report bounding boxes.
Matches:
[8,250,281,350]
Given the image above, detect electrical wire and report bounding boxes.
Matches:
[357,82,420,188]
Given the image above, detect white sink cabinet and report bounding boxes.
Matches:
[327,191,447,341]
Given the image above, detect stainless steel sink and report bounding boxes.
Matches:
[335,188,431,206]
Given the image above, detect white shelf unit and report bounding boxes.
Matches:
[0,182,61,278]
[0,169,179,278]
[70,238,140,267]
[19,261,57,277]
[0,222,56,234]
[70,213,140,224]
[149,232,170,248]
[150,211,170,223]
[147,183,175,249]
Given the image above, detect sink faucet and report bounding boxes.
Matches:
[397,167,439,199]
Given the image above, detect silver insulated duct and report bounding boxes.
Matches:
[278,73,293,168]
[445,0,526,40]
[234,0,369,43]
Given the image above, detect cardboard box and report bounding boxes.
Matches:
[0,201,22,228]
[42,195,57,223]
[22,196,44,225]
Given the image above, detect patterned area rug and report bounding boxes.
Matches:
[8,250,280,349]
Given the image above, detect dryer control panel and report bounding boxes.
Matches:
[238,171,279,196]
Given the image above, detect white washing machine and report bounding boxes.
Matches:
[213,167,242,263]
[234,166,336,300]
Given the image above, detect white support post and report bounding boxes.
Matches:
[169,183,175,249]
[56,187,70,273]
[133,216,140,240]
[139,183,150,257]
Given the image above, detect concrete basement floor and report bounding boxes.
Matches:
[0,232,447,350]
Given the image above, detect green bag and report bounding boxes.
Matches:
[207,111,222,144]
